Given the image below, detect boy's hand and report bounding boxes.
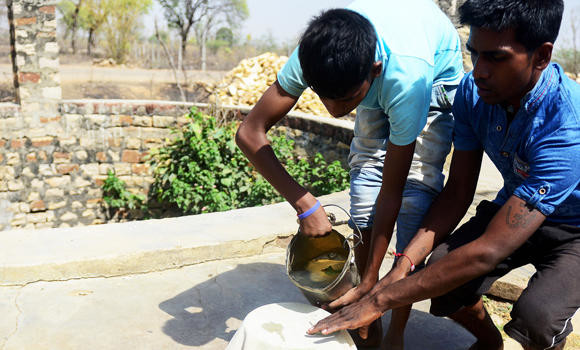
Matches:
[299,206,332,237]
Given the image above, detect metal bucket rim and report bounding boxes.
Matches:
[286,229,356,294]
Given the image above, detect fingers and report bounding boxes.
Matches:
[358,325,369,339]
[307,313,349,335]
[299,207,332,237]
[327,290,357,310]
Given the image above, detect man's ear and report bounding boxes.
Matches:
[371,61,382,78]
[533,42,553,71]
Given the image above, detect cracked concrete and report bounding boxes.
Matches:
[0,252,478,350]
[0,287,22,350]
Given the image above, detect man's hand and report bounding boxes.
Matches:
[307,295,383,336]
[298,205,332,237]
[325,284,369,311]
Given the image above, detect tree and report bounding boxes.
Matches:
[57,0,88,52]
[83,0,110,55]
[215,27,234,46]
[103,0,151,63]
[193,0,248,70]
[158,0,209,63]
[158,0,248,70]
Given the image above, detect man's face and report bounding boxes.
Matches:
[467,27,536,107]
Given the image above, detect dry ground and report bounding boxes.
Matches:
[484,296,580,349]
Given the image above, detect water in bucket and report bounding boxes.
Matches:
[286,228,360,306]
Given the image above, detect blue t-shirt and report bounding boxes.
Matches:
[453,63,580,226]
[278,0,464,146]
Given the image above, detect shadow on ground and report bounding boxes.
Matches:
[159,262,476,350]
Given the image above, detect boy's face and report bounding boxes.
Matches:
[319,61,382,118]
[319,79,372,118]
[467,27,539,108]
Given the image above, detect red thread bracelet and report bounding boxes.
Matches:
[393,250,415,272]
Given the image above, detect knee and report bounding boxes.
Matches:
[426,244,448,267]
[506,297,569,349]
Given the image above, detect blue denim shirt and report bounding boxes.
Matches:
[453,63,580,226]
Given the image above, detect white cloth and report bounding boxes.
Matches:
[226,302,356,350]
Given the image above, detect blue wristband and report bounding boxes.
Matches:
[297,200,321,220]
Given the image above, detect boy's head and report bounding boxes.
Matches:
[459,0,563,107]
[298,9,381,117]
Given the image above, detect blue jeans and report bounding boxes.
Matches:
[348,84,456,257]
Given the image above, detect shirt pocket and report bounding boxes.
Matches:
[512,153,531,180]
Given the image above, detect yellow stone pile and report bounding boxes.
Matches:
[209,52,332,117]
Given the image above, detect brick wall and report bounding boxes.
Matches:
[0,100,354,231]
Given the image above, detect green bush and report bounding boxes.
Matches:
[103,108,350,216]
[102,170,146,210]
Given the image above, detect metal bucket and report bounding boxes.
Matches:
[286,205,362,306]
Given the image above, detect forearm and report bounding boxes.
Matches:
[399,181,475,271]
[235,82,314,210]
[372,195,545,312]
[394,149,483,273]
[360,141,415,285]
[236,123,313,208]
[361,193,401,284]
[372,241,493,310]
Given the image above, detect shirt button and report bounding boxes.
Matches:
[496,125,502,132]
[501,151,509,158]
[539,188,547,195]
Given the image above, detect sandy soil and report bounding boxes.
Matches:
[0,63,226,102]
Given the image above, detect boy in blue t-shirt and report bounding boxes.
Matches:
[236,0,463,347]
[309,1,580,349]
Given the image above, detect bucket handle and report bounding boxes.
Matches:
[322,204,363,249]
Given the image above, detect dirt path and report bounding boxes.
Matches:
[0,64,226,101]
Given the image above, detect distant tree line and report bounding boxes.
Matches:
[56,0,249,68]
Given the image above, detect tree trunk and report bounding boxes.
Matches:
[178,41,183,72]
[200,30,207,71]
[71,0,83,54]
[87,27,94,56]
[180,31,188,71]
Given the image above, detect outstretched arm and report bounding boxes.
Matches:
[309,192,545,335]
[236,81,331,236]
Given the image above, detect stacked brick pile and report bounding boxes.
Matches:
[209,53,333,118]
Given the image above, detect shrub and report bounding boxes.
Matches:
[102,170,146,210]
[103,108,350,216]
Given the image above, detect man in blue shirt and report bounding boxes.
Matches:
[310,1,580,349]
[236,0,463,347]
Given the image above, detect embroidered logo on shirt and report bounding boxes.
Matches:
[512,153,530,179]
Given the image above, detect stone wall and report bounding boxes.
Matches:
[0,100,354,231]
[8,0,61,114]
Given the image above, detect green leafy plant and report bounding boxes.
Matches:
[102,170,146,210]
[147,107,350,214]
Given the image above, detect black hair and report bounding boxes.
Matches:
[459,0,564,52]
[298,9,377,99]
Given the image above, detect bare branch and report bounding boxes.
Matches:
[155,18,186,102]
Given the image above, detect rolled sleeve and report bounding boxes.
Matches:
[513,126,580,216]
[277,47,308,97]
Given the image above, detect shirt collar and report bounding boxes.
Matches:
[520,64,556,114]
